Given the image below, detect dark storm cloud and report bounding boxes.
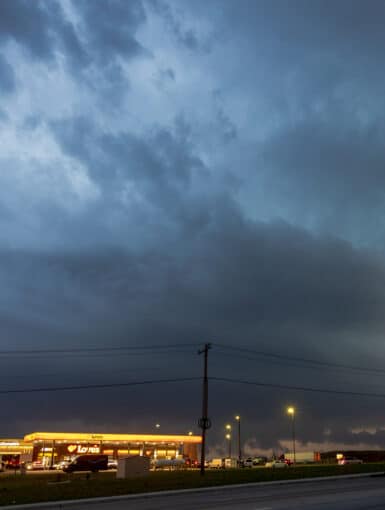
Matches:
[207,0,385,57]
[259,110,385,243]
[2,215,385,440]
[0,0,145,82]
[50,116,211,233]
[187,0,385,246]
[0,54,15,93]
[75,0,147,62]
[0,0,56,61]
[0,0,87,67]
[212,90,237,143]
[148,0,206,52]
[187,221,385,334]
[51,116,199,185]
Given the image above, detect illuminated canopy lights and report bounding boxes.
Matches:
[24,432,202,444]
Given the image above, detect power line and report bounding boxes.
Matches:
[0,344,199,357]
[3,373,385,400]
[4,342,382,377]
[0,377,201,394]
[213,349,344,373]
[214,349,385,380]
[210,376,385,399]
[214,343,385,376]
[0,350,197,361]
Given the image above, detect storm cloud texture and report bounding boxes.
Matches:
[1,0,385,456]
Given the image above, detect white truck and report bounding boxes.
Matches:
[285,452,317,464]
[223,458,238,468]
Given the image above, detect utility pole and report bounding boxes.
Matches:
[198,343,211,476]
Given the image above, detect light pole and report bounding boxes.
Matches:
[225,424,232,459]
[287,406,296,464]
[235,415,241,463]
[225,434,231,458]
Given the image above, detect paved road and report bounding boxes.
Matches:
[29,475,385,510]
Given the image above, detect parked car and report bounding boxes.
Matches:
[243,457,266,468]
[265,460,288,468]
[54,460,71,471]
[153,458,186,470]
[4,456,21,470]
[243,457,254,468]
[107,459,118,469]
[338,457,363,465]
[25,460,45,471]
[63,454,108,473]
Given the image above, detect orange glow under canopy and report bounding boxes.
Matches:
[0,439,33,454]
[24,432,202,444]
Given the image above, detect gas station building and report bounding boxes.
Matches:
[0,432,201,468]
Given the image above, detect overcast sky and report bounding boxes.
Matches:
[1,0,385,457]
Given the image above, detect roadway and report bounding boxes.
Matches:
[21,474,385,510]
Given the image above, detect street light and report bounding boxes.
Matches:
[225,424,232,458]
[188,431,193,436]
[287,406,296,464]
[225,433,231,458]
[235,415,241,463]
[155,423,160,429]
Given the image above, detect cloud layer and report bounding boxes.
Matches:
[1,0,385,450]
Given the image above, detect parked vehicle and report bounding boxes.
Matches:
[208,458,224,469]
[54,460,71,471]
[285,452,317,464]
[107,459,118,469]
[63,454,108,473]
[338,457,363,465]
[152,458,186,469]
[25,460,45,471]
[185,458,200,468]
[3,455,21,470]
[224,458,237,468]
[243,457,254,468]
[243,457,266,468]
[265,460,288,468]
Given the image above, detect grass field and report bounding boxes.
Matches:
[1,463,385,506]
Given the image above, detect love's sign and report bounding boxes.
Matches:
[67,444,100,454]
